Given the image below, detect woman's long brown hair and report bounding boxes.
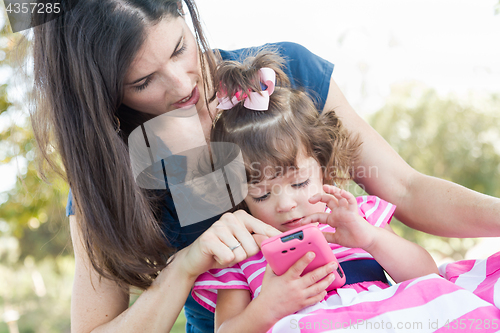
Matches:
[31,0,217,291]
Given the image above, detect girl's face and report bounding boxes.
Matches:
[244,154,327,232]
[122,15,214,138]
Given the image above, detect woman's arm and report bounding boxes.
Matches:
[70,211,280,333]
[324,77,500,237]
[70,215,195,333]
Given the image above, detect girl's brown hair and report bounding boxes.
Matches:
[31,0,217,291]
[211,51,361,189]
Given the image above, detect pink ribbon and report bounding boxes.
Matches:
[216,67,276,111]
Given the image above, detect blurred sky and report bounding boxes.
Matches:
[195,0,500,114]
[1,0,500,193]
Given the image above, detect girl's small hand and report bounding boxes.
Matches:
[256,252,336,321]
[302,184,376,250]
[182,210,281,278]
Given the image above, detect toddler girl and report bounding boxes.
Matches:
[192,51,438,333]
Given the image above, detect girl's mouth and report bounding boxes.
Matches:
[282,217,305,228]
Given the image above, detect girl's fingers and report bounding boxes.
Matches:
[339,190,357,206]
[309,193,340,211]
[301,213,332,226]
[339,197,349,208]
[322,231,338,244]
[304,272,335,299]
[285,252,316,278]
[322,184,340,194]
[311,186,357,211]
[324,185,357,206]
[308,193,322,204]
[340,189,354,201]
[305,290,328,307]
[301,262,336,290]
[262,263,277,281]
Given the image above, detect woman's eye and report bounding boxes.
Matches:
[172,42,187,57]
[134,76,152,92]
[293,179,311,189]
[253,193,270,203]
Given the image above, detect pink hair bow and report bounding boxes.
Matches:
[217,67,276,111]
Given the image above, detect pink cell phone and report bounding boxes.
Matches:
[261,224,346,290]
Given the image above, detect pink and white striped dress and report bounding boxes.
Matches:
[192,195,396,313]
[192,196,500,332]
[269,255,500,332]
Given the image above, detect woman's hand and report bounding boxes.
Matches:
[302,184,377,250]
[254,252,337,323]
[180,210,281,278]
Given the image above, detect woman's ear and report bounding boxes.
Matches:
[177,1,185,16]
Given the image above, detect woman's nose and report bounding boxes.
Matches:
[162,64,193,97]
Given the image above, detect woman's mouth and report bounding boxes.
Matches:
[173,86,200,109]
[178,94,192,104]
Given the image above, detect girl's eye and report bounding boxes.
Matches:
[134,76,152,92]
[253,192,270,203]
[293,179,311,189]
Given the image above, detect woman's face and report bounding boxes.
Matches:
[122,15,208,117]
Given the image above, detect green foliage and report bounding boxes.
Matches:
[369,82,500,261]
[129,291,187,331]
[1,11,72,333]
[0,9,70,261]
[172,311,187,333]
[369,83,500,198]
[0,85,10,115]
[0,4,497,331]
[0,257,73,333]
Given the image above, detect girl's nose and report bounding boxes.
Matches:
[276,194,297,213]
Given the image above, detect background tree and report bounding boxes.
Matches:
[0,10,187,333]
[0,1,499,332]
[368,82,500,262]
[0,11,72,333]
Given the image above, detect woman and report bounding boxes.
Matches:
[30,1,500,332]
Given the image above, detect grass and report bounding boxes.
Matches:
[171,310,187,333]
[130,291,187,332]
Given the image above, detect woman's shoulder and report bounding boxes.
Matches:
[217,42,319,63]
[216,42,333,110]
[271,41,318,59]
